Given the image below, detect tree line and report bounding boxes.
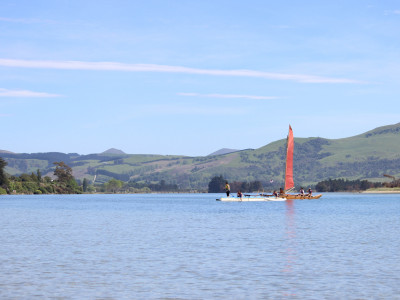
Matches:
[100,179,179,193]
[315,178,382,192]
[0,158,82,194]
[208,175,263,193]
[3,156,396,195]
[0,157,181,194]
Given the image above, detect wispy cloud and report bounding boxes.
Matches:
[178,92,278,100]
[83,104,243,128]
[0,58,363,84]
[0,17,56,24]
[142,104,244,116]
[384,10,400,15]
[0,88,61,98]
[271,25,292,29]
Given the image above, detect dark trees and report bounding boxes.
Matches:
[0,157,8,187]
[315,178,382,192]
[53,161,73,183]
[82,178,89,192]
[208,176,265,193]
[208,175,226,193]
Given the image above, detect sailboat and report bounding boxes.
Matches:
[216,125,322,201]
[283,125,322,200]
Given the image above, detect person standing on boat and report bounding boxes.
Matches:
[308,188,313,197]
[225,182,230,197]
[237,190,242,200]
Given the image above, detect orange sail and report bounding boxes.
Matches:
[284,125,294,191]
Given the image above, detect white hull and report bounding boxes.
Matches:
[217,197,286,202]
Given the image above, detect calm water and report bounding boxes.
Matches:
[1,193,399,299]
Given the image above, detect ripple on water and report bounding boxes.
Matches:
[0,193,399,299]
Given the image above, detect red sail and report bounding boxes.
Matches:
[284,125,294,191]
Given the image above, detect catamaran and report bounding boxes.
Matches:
[217,125,322,201]
[216,194,286,202]
[282,125,322,200]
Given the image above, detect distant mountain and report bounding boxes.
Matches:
[101,148,126,155]
[208,148,240,156]
[0,150,15,154]
[2,122,400,189]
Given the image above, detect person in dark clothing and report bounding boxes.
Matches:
[225,182,230,197]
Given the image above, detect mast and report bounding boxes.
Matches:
[284,125,294,191]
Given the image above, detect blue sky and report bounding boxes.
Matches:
[1,0,400,156]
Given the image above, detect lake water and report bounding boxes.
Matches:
[1,193,399,299]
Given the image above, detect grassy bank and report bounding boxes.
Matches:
[362,187,400,193]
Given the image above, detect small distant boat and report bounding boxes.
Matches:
[282,125,322,200]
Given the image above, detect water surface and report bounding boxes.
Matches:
[1,193,399,299]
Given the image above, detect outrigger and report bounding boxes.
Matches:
[217,194,286,202]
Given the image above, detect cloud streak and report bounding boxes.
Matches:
[178,92,278,100]
[0,88,61,98]
[0,17,56,24]
[136,104,244,116]
[0,58,363,84]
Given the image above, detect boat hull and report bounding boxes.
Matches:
[217,197,287,202]
[285,194,322,200]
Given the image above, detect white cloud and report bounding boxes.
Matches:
[0,88,61,98]
[0,58,363,84]
[135,104,244,116]
[82,104,243,129]
[178,92,278,100]
[384,10,400,15]
[0,17,56,24]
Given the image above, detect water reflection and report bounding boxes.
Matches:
[282,200,297,297]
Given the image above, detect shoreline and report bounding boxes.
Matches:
[362,189,400,194]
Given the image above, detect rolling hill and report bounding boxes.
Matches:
[2,122,400,189]
[207,148,241,156]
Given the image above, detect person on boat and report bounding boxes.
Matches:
[308,188,313,197]
[237,190,243,199]
[299,187,305,195]
[273,190,278,198]
[279,188,285,196]
[225,182,230,197]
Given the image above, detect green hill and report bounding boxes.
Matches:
[3,122,400,189]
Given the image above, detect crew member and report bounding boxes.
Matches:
[225,182,230,197]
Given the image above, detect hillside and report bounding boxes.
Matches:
[102,148,126,155]
[207,148,240,156]
[2,122,400,189]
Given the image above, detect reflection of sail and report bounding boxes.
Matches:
[282,200,297,297]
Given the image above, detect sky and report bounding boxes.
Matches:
[1,0,400,156]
